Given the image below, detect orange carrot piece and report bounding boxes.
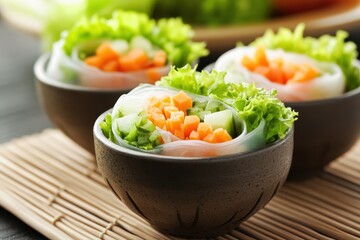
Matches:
[172,91,192,113]
[118,56,135,72]
[174,129,185,140]
[189,131,200,140]
[153,113,166,129]
[147,68,162,84]
[254,66,271,79]
[169,118,182,133]
[96,43,118,61]
[282,63,297,81]
[164,106,179,119]
[127,49,149,69]
[255,47,269,66]
[241,56,257,71]
[197,123,213,140]
[84,56,105,68]
[203,133,217,143]
[102,60,120,72]
[269,65,287,84]
[170,111,185,123]
[287,71,306,83]
[213,128,232,142]
[152,50,167,67]
[183,115,200,137]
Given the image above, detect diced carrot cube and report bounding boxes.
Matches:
[153,113,166,129]
[102,60,120,72]
[282,63,297,81]
[241,56,257,71]
[147,68,162,84]
[164,106,179,119]
[287,71,306,83]
[165,119,171,131]
[152,50,167,67]
[127,49,149,69]
[189,131,200,140]
[174,129,185,140]
[255,47,269,66]
[197,122,213,140]
[269,65,287,84]
[254,66,271,79]
[169,118,182,132]
[170,111,185,123]
[84,56,104,68]
[213,128,232,142]
[203,133,217,143]
[96,43,119,61]
[118,56,135,72]
[183,115,200,137]
[172,91,192,113]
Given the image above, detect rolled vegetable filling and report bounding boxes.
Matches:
[101,66,298,157]
[101,84,267,157]
[46,10,208,89]
[241,47,320,85]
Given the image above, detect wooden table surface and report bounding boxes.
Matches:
[1,16,360,240]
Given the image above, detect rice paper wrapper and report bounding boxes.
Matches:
[46,40,170,89]
[214,46,345,102]
[111,84,266,157]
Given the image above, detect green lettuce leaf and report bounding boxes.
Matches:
[250,24,360,91]
[62,10,208,66]
[158,65,297,143]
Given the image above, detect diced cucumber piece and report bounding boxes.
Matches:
[204,110,235,137]
[193,100,208,110]
[116,113,138,137]
[149,130,161,143]
[137,120,156,133]
[124,126,138,142]
[205,100,225,113]
[187,107,211,121]
[117,98,144,115]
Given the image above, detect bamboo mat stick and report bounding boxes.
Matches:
[269,199,359,240]
[285,183,360,214]
[277,191,360,235]
[252,213,315,240]
[44,129,94,160]
[280,186,360,224]
[243,222,286,240]
[236,225,273,240]
[311,178,360,200]
[257,209,332,240]
[227,230,255,240]
[320,172,360,193]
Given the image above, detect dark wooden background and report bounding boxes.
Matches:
[1,15,360,240]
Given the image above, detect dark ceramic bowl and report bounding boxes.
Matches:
[205,62,360,179]
[34,53,128,153]
[286,86,360,179]
[94,110,294,238]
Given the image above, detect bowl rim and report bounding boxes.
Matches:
[34,53,131,93]
[94,109,294,164]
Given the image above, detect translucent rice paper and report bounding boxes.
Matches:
[111,84,266,157]
[214,46,345,102]
[46,40,170,89]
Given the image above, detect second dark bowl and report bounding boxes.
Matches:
[34,53,128,153]
[287,86,360,179]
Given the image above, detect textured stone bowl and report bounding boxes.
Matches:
[34,53,128,153]
[286,86,360,179]
[94,110,294,238]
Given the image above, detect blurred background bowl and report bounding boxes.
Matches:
[94,110,294,238]
[34,53,127,153]
[286,86,360,179]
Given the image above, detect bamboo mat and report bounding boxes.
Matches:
[0,130,359,240]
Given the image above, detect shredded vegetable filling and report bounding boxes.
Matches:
[241,47,319,84]
[146,91,233,143]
